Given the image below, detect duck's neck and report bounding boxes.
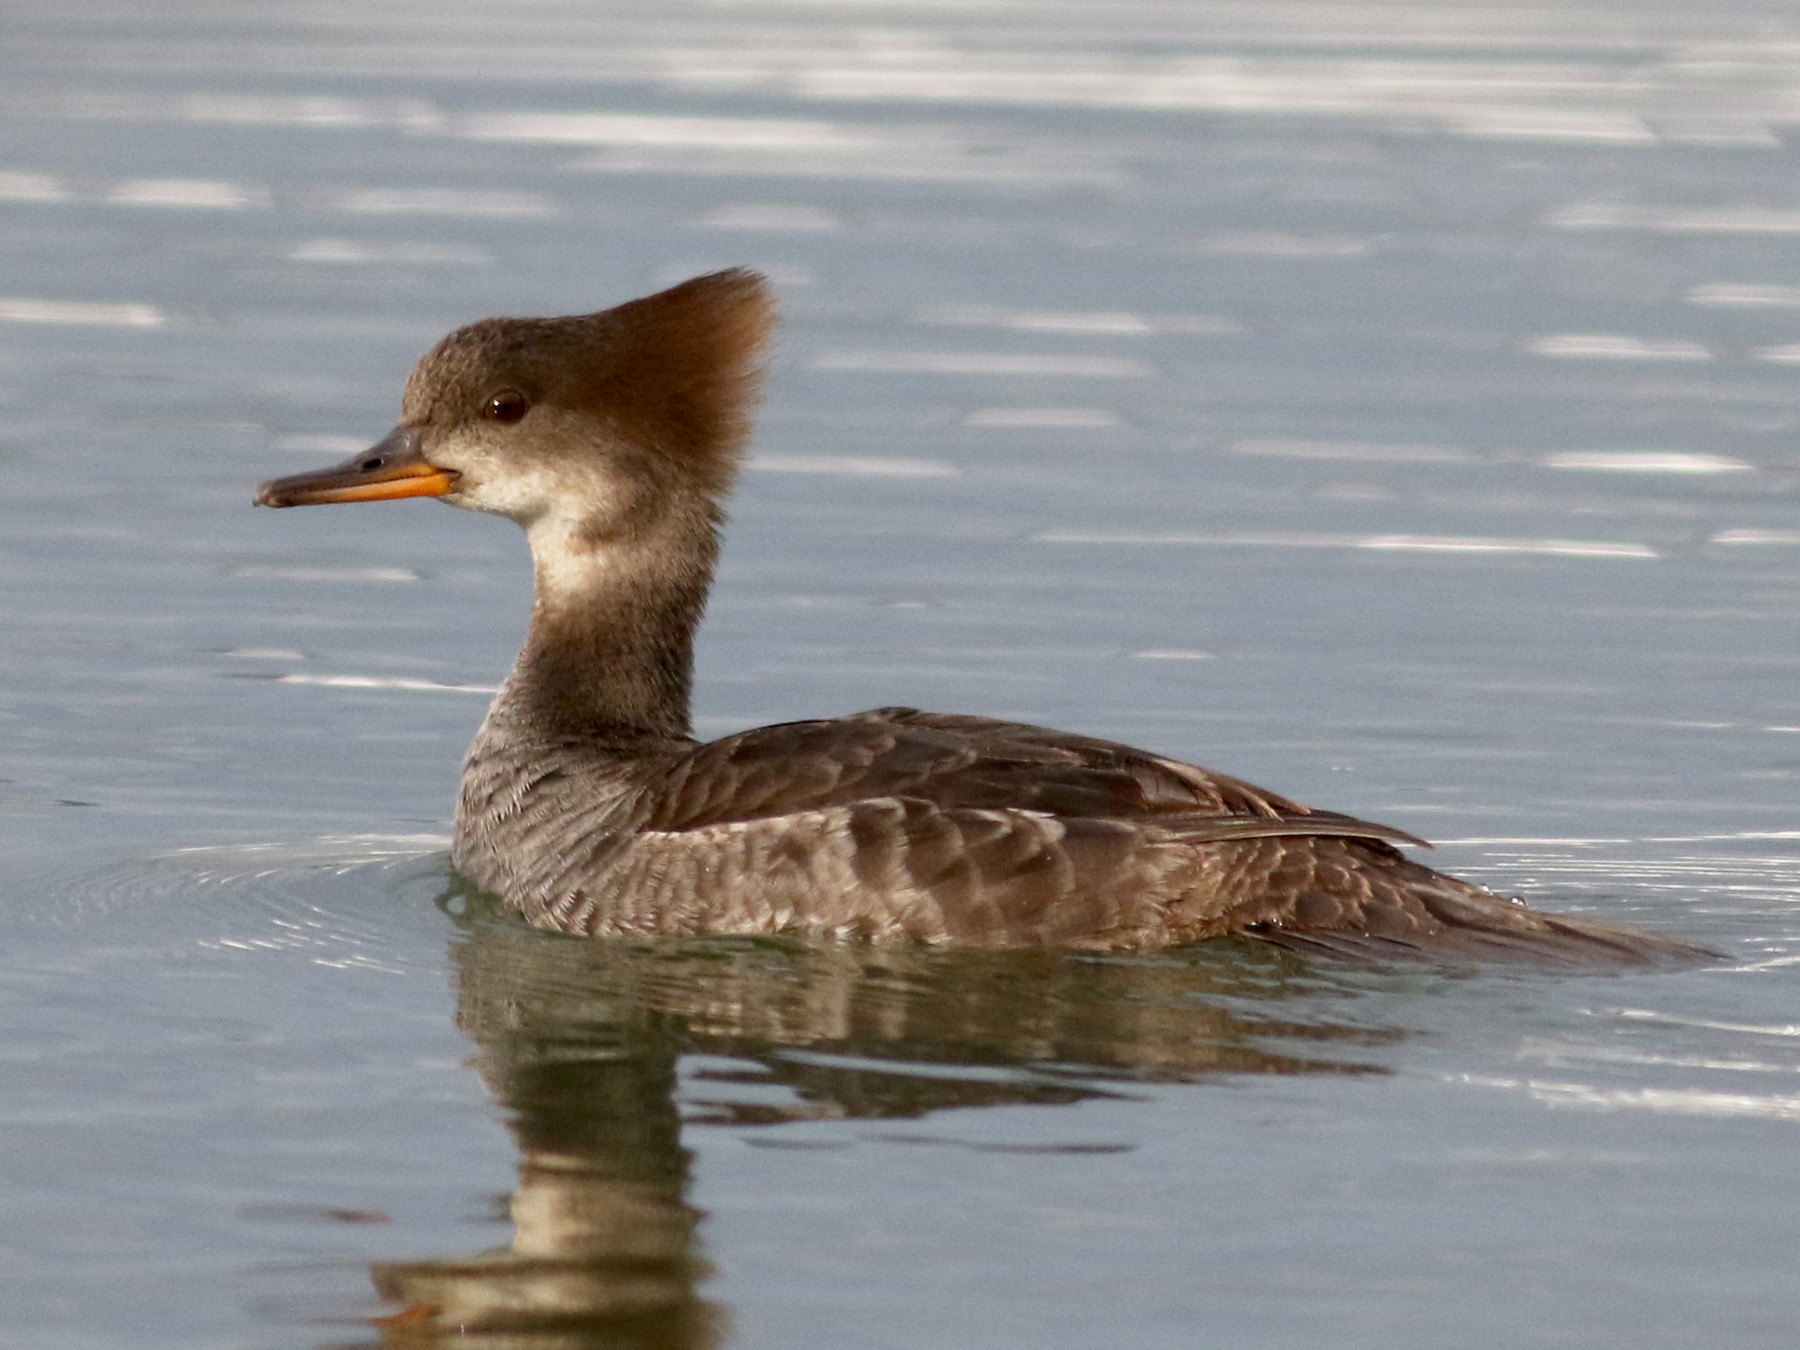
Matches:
[499,509,718,748]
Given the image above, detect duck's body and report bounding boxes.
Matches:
[455,700,1673,959]
[257,269,1708,964]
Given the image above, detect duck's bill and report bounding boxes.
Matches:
[255,427,458,507]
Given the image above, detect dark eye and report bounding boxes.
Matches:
[484,389,528,424]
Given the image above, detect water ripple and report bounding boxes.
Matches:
[21,835,451,974]
[1456,1075,1800,1122]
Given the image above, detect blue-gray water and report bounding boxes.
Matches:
[4,2,1799,1345]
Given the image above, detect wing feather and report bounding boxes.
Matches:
[645,706,1414,845]
[479,707,1711,964]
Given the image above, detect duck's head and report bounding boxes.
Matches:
[255,269,777,543]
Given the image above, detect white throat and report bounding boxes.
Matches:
[526,512,622,607]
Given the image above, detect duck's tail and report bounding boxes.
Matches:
[1229,841,1719,969]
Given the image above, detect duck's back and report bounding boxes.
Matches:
[454,705,1708,964]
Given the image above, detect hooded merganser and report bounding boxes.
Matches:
[256,270,1710,963]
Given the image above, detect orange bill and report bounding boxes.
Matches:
[254,426,458,507]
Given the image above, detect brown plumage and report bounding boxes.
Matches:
[256,269,1714,965]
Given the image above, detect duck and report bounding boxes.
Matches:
[256,269,1710,964]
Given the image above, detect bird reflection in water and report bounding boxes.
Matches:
[369,879,1405,1344]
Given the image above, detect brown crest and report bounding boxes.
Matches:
[582,269,777,492]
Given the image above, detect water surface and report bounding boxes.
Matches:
[3,1,1799,1345]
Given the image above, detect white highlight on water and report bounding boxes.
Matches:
[813,351,1154,378]
[232,565,421,582]
[0,298,165,328]
[1037,530,1658,559]
[109,178,267,209]
[749,454,959,478]
[1527,334,1712,361]
[964,408,1123,429]
[278,674,499,694]
[1546,451,1751,474]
